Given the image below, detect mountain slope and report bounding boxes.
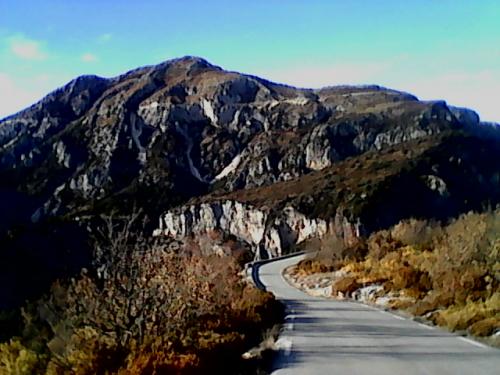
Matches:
[1,56,499,307]
[0,56,475,225]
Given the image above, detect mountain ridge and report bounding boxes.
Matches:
[1,56,499,307]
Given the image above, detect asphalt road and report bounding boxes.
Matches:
[257,254,500,375]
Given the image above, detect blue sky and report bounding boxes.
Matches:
[1,0,499,121]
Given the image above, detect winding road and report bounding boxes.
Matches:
[257,254,500,374]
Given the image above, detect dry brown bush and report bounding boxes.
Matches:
[295,258,339,276]
[300,208,500,338]
[469,318,500,337]
[303,232,346,260]
[391,263,423,290]
[366,230,400,260]
[372,210,499,317]
[332,277,361,297]
[391,218,441,248]
[431,293,500,332]
[0,214,282,374]
[297,232,368,276]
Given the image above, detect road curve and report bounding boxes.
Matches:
[257,254,500,375]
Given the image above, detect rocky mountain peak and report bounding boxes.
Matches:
[0,57,490,222]
[0,57,499,308]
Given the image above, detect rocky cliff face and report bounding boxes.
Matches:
[153,132,500,258]
[154,201,361,258]
[0,57,465,224]
[1,56,499,307]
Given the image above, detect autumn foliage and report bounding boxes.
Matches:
[0,216,282,374]
[297,209,500,339]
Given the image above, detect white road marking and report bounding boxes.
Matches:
[390,314,406,320]
[379,309,406,320]
[458,336,489,349]
[361,303,380,311]
[417,323,434,330]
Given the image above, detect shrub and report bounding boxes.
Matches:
[431,293,500,332]
[0,339,42,375]
[366,230,399,260]
[302,232,346,261]
[295,258,338,276]
[297,232,368,276]
[390,218,440,248]
[332,277,361,297]
[300,208,500,338]
[469,318,500,337]
[0,214,283,374]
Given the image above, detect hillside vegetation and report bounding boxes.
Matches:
[0,219,282,374]
[296,208,500,340]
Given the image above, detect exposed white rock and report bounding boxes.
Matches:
[175,122,206,182]
[308,285,333,297]
[352,284,384,303]
[129,112,146,163]
[155,201,337,258]
[80,174,92,194]
[33,117,52,139]
[138,101,160,111]
[201,98,218,127]
[374,128,428,150]
[305,140,332,170]
[213,153,242,181]
[137,101,170,125]
[54,140,70,168]
[280,206,328,243]
[283,97,310,106]
[423,175,448,196]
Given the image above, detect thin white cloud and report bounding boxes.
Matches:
[9,37,47,61]
[98,33,112,43]
[0,73,49,118]
[258,61,500,122]
[401,70,500,123]
[258,62,391,89]
[81,53,98,62]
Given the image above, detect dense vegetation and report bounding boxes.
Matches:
[297,208,500,340]
[0,217,283,374]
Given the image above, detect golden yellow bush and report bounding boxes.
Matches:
[469,318,500,337]
[304,208,500,338]
[432,293,500,331]
[0,339,41,375]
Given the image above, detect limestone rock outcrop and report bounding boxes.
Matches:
[154,201,340,258]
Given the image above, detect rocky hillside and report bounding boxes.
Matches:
[1,56,499,307]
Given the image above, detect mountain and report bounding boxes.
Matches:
[1,56,499,307]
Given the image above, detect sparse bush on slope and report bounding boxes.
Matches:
[0,214,282,374]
